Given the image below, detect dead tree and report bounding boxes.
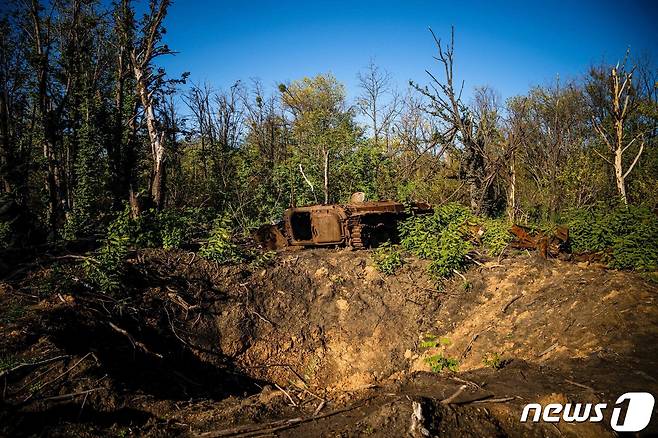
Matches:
[588,56,645,205]
[412,27,506,215]
[131,0,172,210]
[357,60,400,153]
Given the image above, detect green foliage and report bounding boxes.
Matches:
[37,263,74,297]
[249,250,277,268]
[424,353,459,373]
[482,352,510,370]
[199,217,244,264]
[564,204,658,270]
[371,242,403,275]
[0,355,19,372]
[399,203,473,281]
[481,218,513,256]
[419,334,451,349]
[63,94,109,239]
[84,232,130,294]
[642,272,658,284]
[107,205,214,250]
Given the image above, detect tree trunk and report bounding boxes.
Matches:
[508,156,516,222]
[612,99,628,204]
[614,140,627,204]
[135,67,166,210]
[323,148,329,204]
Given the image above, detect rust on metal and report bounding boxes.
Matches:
[256,197,432,250]
[510,224,569,258]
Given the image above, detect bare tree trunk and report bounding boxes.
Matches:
[591,63,645,205]
[508,155,516,222]
[323,148,329,204]
[130,0,172,210]
[614,136,626,204]
[136,69,166,209]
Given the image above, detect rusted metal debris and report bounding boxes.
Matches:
[509,224,569,258]
[255,199,432,250]
[256,197,570,257]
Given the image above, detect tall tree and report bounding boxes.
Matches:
[357,60,399,153]
[588,55,648,205]
[0,15,31,205]
[131,0,173,210]
[412,28,506,215]
[279,74,358,204]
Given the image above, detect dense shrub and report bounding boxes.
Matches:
[107,205,214,249]
[563,204,658,270]
[481,218,513,256]
[399,203,473,281]
[198,217,244,264]
[83,232,130,294]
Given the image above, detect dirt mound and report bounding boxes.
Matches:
[1,248,657,436]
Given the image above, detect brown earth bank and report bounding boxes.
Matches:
[0,248,657,437]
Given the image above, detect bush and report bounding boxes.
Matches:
[419,334,451,348]
[563,204,658,270]
[372,242,403,275]
[424,353,459,372]
[84,232,130,294]
[482,352,510,370]
[481,218,513,256]
[199,217,244,264]
[399,203,473,281]
[107,205,214,250]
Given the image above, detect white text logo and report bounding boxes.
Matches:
[520,392,654,432]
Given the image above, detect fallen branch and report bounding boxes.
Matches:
[502,294,523,313]
[464,254,483,266]
[441,385,467,404]
[109,322,163,359]
[38,387,103,402]
[0,355,69,379]
[537,342,558,358]
[24,353,92,402]
[313,400,326,416]
[274,383,298,407]
[195,399,370,437]
[249,309,274,326]
[470,396,517,404]
[453,269,467,282]
[565,379,595,392]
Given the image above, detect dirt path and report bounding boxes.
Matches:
[1,249,657,436]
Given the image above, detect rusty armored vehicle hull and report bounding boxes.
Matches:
[256,200,432,250]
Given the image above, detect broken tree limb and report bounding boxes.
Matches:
[441,385,467,404]
[195,398,371,437]
[0,355,69,379]
[409,400,430,437]
[298,163,318,204]
[109,322,163,359]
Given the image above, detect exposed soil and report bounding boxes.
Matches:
[1,248,657,437]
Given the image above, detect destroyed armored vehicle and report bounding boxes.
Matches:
[256,198,432,250]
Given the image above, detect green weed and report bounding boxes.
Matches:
[371,242,403,275]
[424,353,459,373]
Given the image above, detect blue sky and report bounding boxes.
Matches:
[158,0,657,103]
